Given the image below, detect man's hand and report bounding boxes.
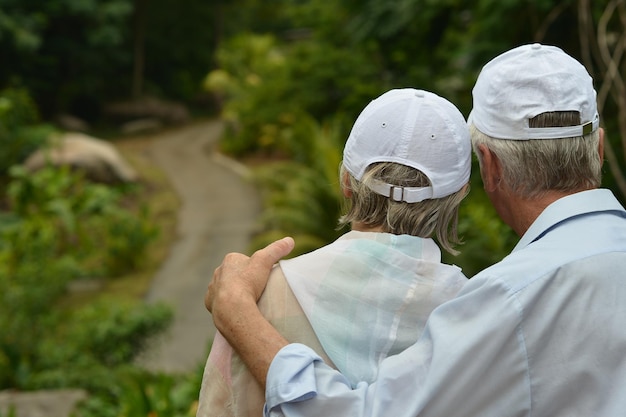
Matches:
[206,236,295,316]
[205,237,295,386]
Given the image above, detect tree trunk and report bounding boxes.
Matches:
[132,0,147,99]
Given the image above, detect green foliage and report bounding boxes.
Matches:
[205,33,289,156]
[141,0,219,101]
[0,0,135,117]
[445,196,517,277]
[0,88,53,174]
[252,161,341,256]
[61,301,171,368]
[0,0,225,117]
[205,32,382,158]
[0,0,131,51]
[249,115,347,256]
[0,221,80,387]
[0,165,165,390]
[0,4,45,52]
[78,366,203,417]
[32,300,172,391]
[0,87,38,128]
[6,165,158,276]
[102,204,159,275]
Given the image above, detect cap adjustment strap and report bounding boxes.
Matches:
[368,179,434,203]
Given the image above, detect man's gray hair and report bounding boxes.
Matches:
[470,111,602,199]
[338,162,468,255]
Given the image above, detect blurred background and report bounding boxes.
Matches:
[1,0,625,416]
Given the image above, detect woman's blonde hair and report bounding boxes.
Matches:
[338,162,468,255]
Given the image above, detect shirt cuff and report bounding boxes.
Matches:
[265,343,322,413]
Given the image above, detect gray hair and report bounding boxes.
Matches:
[470,111,602,199]
[338,162,468,255]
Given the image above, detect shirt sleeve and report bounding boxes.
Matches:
[265,343,378,417]
[265,344,326,407]
[264,275,532,417]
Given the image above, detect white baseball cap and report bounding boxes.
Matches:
[343,88,471,203]
[468,43,599,140]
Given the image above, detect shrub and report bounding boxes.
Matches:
[6,165,158,277]
[249,115,347,256]
[0,88,54,174]
[78,365,203,417]
[204,33,381,159]
[0,219,81,387]
[0,164,164,390]
[31,300,172,391]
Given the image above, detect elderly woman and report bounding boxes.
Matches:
[197,88,471,417]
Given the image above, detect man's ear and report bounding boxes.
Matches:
[477,143,502,192]
[598,127,605,167]
[341,171,353,198]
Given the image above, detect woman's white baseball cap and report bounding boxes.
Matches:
[468,43,599,140]
[343,88,471,203]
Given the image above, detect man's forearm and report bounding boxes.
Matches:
[206,237,295,388]
[212,288,289,388]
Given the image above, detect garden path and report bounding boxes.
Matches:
[136,119,262,374]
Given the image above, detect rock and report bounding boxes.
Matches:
[0,389,88,417]
[120,117,163,135]
[56,114,90,132]
[104,96,190,125]
[24,132,138,184]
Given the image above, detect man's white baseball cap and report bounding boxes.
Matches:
[469,43,599,140]
[343,88,471,203]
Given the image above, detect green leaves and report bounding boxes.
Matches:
[206,32,381,159]
[5,165,157,276]
[0,7,45,51]
[0,88,52,175]
[0,163,161,390]
[249,115,347,257]
[77,366,202,417]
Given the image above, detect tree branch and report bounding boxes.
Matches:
[579,0,626,200]
[534,3,568,42]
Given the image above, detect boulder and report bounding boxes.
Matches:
[104,96,190,125]
[121,117,163,135]
[55,114,90,132]
[24,132,138,184]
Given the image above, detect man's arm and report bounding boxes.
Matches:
[205,237,295,388]
[263,276,529,417]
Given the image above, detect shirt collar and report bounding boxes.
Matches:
[513,189,625,252]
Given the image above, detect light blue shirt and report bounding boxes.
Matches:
[264,189,626,417]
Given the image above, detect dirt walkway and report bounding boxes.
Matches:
[136,120,262,374]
